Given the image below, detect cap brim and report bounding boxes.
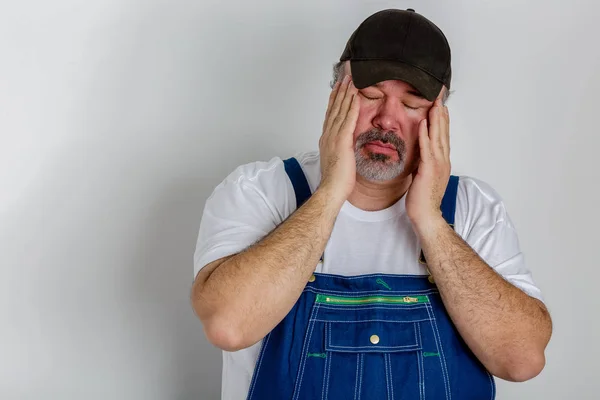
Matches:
[351,60,443,102]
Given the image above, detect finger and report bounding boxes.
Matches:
[439,105,450,159]
[427,100,443,159]
[419,119,432,162]
[435,100,447,158]
[436,87,445,102]
[323,80,342,134]
[339,93,360,142]
[347,90,360,123]
[435,87,449,152]
[333,80,358,134]
[323,80,341,132]
[325,75,351,134]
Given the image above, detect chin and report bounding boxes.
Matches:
[355,157,405,182]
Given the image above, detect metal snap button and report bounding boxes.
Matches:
[370,334,380,344]
[308,274,316,283]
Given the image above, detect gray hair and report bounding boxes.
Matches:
[330,61,451,105]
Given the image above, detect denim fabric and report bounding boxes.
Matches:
[247,274,495,399]
[246,159,495,399]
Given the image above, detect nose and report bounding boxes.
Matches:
[372,98,402,133]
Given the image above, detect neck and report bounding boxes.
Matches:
[347,173,413,212]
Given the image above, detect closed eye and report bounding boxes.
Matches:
[404,103,420,110]
[359,92,382,101]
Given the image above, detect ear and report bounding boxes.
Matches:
[344,60,352,76]
[438,86,450,105]
[436,87,445,102]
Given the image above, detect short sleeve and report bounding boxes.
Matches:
[193,158,295,278]
[455,177,544,302]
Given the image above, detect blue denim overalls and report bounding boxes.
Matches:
[246,158,496,400]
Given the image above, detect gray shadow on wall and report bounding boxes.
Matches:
[126,176,222,400]
[109,3,329,399]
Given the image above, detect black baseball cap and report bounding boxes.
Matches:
[340,8,452,101]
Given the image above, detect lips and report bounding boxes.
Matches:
[366,141,397,150]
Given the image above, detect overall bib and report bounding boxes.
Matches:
[246,158,496,400]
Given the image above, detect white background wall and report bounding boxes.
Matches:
[1,0,598,398]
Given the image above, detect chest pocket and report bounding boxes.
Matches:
[297,293,452,400]
[326,319,422,353]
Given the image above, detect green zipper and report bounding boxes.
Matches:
[315,294,429,305]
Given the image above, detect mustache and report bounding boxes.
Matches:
[355,129,405,155]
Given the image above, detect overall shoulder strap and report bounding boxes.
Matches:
[420,175,460,266]
[440,175,459,226]
[283,157,323,263]
[283,157,312,209]
[283,157,459,269]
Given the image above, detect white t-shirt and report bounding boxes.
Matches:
[193,151,543,400]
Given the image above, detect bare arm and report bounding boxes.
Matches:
[416,217,552,382]
[406,94,551,381]
[192,186,342,351]
[191,75,360,351]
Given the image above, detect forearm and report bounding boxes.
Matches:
[192,186,344,351]
[415,216,552,381]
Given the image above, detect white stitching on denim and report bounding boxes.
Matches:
[312,272,435,280]
[414,323,418,347]
[318,303,429,309]
[388,353,395,400]
[247,333,270,399]
[327,349,420,354]
[324,322,420,352]
[321,323,329,400]
[416,324,425,400]
[388,354,393,400]
[330,335,419,349]
[353,354,360,400]
[320,357,328,400]
[317,304,430,311]
[425,303,451,400]
[384,353,391,400]
[430,304,452,400]
[310,318,433,324]
[292,302,321,400]
[304,287,439,296]
[325,339,332,400]
[416,323,424,400]
[383,354,391,400]
[424,303,448,400]
[418,351,425,400]
[357,354,364,400]
[304,286,439,297]
[328,344,419,350]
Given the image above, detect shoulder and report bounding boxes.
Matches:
[208,150,320,220]
[454,175,516,237]
[216,157,282,188]
[216,151,319,188]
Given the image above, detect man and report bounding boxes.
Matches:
[191,8,552,400]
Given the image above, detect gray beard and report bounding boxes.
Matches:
[354,129,406,181]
